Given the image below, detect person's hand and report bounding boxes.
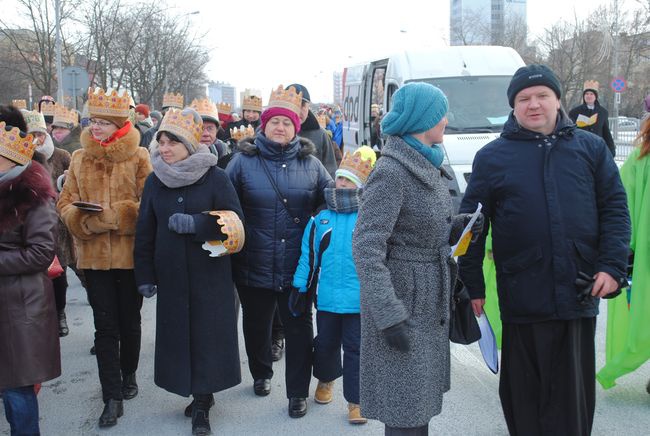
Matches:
[138,284,157,298]
[471,298,485,317]
[288,286,308,317]
[466,213,485,242]
[382,319,411,352]
[85,215,118,233]
[592,272,618,298]
[168,213,195,234]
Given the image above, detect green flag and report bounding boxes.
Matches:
[482,232,502,348]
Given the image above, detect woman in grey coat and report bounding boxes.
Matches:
[352,83,482,435]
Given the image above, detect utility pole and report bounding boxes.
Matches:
[55,0,64,103]
[611,0,620,139]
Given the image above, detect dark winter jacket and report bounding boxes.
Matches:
[0,161,61,390]
[53,125,82,154]
[459,112,630,323]
[134,165,242,396]
[226,134,332,291]
[568,101,616,156]
[299,111,338,178]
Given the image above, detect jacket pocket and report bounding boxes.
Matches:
[499,245,548,316]
[573,240,598,277]
[501,245,543,274]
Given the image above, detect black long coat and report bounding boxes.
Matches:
[134,165,243,396]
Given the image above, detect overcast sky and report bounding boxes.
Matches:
[6,0,629,102]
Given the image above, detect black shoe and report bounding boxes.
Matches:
[90,345,96,355]
[58,310,69,337]
[98,399,123,427]
[288,397,307,418]
[271,338,284,362]
[122,373,138,400]
[191,408,211,435]
[253,378,271,396]
[184,397,215,418]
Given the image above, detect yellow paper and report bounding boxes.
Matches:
[576,113,598,127]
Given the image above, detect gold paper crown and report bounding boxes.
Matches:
[87,88,130,118]
[267,85,302,115]
[12,99,27,110]
[242,95,263,112]
[0,122,36,165]
[39,101,56,117]
[583,80,599,91]
[317,114,328,128]
[23,110,47,134]
[158,108,203,152]
[217,102,232,114]
[230,124,255,142]
[53,105,78,128]
[162,92,184,109]
[337,148,376,186]
[190,98,220,123]
[201,210,245,257]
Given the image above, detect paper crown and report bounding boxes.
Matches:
[583,80,599,91]
[217,102,232,114]
[201,210,245,257]
[190,98,219,123]
[230,124,255,142]
[317,114,328,128]
[87,88,131,118]
[53,105,78,128]
[162,92,184,109]
[267,85,302,115]
[242,95,263,112]
[39,100,56,117]
[23,110,47,134]
[0,122,36,166]
[336,146,377,187]
[158,108,203,152]
[12,99,27,110]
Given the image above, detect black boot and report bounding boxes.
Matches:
[122,373,138,400]
[58,310,69,337]
[271,338,284,362]
[191,394,213,435]
[90,345,96,355]
[184,396,215,418]
[98,399,123,427]
[288,397,307,418]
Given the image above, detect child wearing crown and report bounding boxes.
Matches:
[289,146,376,425]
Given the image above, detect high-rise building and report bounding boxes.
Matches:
[333,72,343,107]
[207,81,236,109]
[450,0,527,46]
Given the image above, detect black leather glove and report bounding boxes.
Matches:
[288,286,308,317]
[138,284,157,298]
[168,213,196,234]
[382,319,411,352]
[466,212,485,242]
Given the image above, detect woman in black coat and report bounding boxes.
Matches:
[226,85,332,418]
[134,108,244,436]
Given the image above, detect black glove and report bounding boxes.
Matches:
[168,213,196,234]
[288,286,308,317]
[382,319,411,352]
[466,212,485,242]
[138,284,157,298]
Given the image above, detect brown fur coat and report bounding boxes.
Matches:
[43,147,75,267]
[57,125,152,270]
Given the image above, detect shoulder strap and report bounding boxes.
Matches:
[257,155,301,224]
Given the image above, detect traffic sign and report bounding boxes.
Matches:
[62,66,90,110]
[610,77,626,93]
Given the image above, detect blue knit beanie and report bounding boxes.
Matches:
[381,83,448,136]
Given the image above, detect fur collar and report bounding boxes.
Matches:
[79,125,141,162]
[237,136,316,158]
[0,161,55,229]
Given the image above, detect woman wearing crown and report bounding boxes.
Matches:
[57,87,152,428]
[133,107,244,436]
[226,85,332,418]
[0,109,60,436]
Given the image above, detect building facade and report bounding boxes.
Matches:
[450,0,527,46]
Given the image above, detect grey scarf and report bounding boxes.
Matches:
[36,134,54,160]
[151,144,219,188]
[324,187,362,213]
[0,162,29,184]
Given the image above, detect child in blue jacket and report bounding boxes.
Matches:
[291,146,376,425]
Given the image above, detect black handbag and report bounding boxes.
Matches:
[449,279,481,345]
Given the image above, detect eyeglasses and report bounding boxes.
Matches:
[89,119,114,127]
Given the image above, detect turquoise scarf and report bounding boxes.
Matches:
[403,135,444,168]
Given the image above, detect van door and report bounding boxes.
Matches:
[362,59,388,149]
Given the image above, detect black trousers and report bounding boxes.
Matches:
[237,285,313,398]
[85,269,143,402]
[52,267,68,312]
[500,317,596,436]
[272,305,284,341]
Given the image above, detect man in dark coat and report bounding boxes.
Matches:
[568,80,616,156]
[459,65,630,436]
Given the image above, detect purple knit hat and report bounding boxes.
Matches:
[261,107,301,134]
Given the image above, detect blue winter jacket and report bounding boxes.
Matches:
[226,134,332,291]
[292,189,361,313]
[459,111,630,323]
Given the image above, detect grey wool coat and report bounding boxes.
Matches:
[352,136,458,428]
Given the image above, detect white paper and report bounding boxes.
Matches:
[450,202,483,257]
[477,312,499,374]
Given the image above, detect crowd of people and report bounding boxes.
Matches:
[0,66,648,436]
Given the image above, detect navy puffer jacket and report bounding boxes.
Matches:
[226,133,332,291]
[459,111,630,323]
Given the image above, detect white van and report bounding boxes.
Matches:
[341,46,525,209]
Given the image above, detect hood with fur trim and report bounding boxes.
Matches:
[0,161,55,230]
[79,124,141,162]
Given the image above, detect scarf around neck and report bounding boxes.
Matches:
[36,134,55,160]
[403,134,444,168]
[0,161,29,184]
[324,187,362,213]
[151,144,219,188]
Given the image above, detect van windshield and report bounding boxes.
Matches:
[415,76,512,133]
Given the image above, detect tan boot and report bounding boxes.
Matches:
[314,380,334,404]
[347,403,367,425]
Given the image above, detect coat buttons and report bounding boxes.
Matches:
[440,319,446,326]
[282,164,287,168]
[177,197,183,203]
[283,198,288,203]
[446,216,452,223]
